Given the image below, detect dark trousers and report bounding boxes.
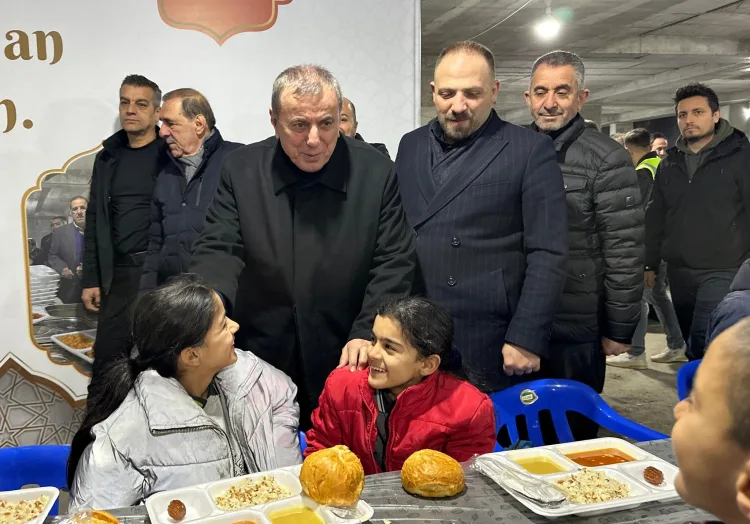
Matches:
[88,261,143,398]
[541,340,606,442]
[667,266,737,360]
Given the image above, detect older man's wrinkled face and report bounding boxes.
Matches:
[432,52,499,143]
[525,64,589,132]
[70,198,87,228]
[340,99,358,138]
[271,87,340,173]
[159,97,206,159]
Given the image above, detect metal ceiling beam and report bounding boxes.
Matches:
[594,36,750,56]
[422,0,484,36]
[499,62,743,121]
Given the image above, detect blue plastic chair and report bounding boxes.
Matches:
[489,379,668,448]
[0,445,70,515]
[677,359,702,401]
[299,430,307,454]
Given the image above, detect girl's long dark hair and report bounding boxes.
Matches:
[66,274,219,487]
[376,296,470,381]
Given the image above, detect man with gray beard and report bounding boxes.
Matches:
[525,50,644,440]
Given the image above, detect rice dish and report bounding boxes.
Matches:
[214,476,290,510]
[0,495,50,524]
[554,469,630,504]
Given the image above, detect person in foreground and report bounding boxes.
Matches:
[305,296,497,475]
[672,319,750,523]
[67,274,302,510]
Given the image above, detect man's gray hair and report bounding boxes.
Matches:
[271,65,343,116]
[531,50,586,91]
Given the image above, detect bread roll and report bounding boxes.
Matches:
[401,450,466,498]
[90,511,120,524]
[300,445,365,506]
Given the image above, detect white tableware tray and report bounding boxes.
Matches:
[32,306,50,325]
[476,437,679,519]
[145,469,372,524]
[0,486,60,524]
[51,329,96,364]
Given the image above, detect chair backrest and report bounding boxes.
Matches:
[299,430,307,455]
[677,359,702,401]
[489,379,667,447]
[0,445,70,515]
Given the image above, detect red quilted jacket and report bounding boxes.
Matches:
[305,368,497,475]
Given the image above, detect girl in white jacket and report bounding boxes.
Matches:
[68,274,302,509]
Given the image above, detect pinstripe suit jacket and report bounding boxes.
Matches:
[395,112,568,391]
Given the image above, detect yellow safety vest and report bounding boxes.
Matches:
[637,156,661,179]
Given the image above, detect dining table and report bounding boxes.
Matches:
[47,439,717,524]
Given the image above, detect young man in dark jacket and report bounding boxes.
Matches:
[81,74,168,393]
[608,128,686,368]
[646,83,750,360]
[140,89,241,291]
[525,50,644,440]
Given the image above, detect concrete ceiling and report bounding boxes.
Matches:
[420,0,750,126]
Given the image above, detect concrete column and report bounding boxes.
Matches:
[722,103,750,136]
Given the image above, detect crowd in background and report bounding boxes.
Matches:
[30,39,750,523]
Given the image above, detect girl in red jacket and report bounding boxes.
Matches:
[305,296,497,475]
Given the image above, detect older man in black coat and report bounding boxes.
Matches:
[189,65,416,428]
[395,41,568,393]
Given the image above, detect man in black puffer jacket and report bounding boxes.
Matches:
[525,51,644,440]
[140,89,241,291]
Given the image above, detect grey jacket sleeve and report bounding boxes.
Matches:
[70,435,145,511]
[47,229,69,275]
[594,148,645,343]
[259,361,303,468]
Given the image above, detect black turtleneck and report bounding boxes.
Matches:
[429,111,496,188]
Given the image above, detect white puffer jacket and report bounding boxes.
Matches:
[70,350,301,510]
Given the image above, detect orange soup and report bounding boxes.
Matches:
[564,448,635,467]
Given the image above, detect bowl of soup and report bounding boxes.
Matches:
[564,448,636,467]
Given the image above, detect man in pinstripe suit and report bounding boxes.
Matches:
[395,41,569,393]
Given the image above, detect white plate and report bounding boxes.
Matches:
[0,486,60,524]
[145,488,215,524]
[207,470,301,511]
[478,437,679,519]
[51,329,96,363]
[31,290,58,300]
[146,469,370,524]
[31,306,49,325]
[193,509,269,524]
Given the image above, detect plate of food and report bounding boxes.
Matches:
[31,307,49,325]
[145,471,300,524]
[145,447,374,524]
[51,329,96,364]
[472,437,679,518]
[0,486,60,524]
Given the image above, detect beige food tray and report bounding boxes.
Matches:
[476,437,679,519]
[145,468,373,524]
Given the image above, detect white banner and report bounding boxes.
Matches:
[0,0,420,414]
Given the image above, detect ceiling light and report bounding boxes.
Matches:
[535,0,561,40]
